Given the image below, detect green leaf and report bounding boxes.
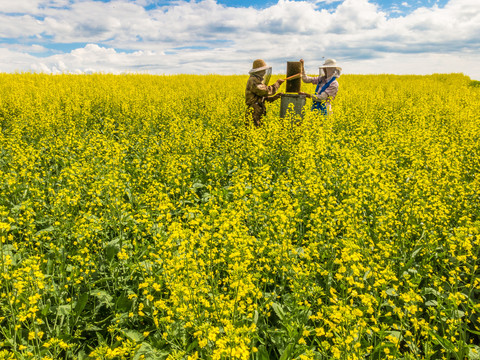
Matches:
[256,345,270,360]
[75,292,89,315]
[35,226,55,235]
[105,238,121,261]
[279,343,294,360]
[124,329,144,342]
[408,341,421,354]
[387,330,402,341]
[46,259,54,274]
[96,331,106,344]
[125,188,133,203]
[410,246,424,259]
[429,330,455,352]
[77,350,88,360]
[115,293,133,312]
[186,340,199,353]
[91,290,114,307]
[85,324,102,331]
[363,270,371,281]
[385,288,397,296]
[134,342,169,360]
[191,182,205,189]
[57,304,72,316]
[133,343,154,360]
[469,345,480,360]
[467,328,480,336]
[271,302,285,321]
[422,287,441,297]
[41,300,51,316]
[404,246,424,269]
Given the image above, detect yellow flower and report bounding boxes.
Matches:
[199,338,208,348]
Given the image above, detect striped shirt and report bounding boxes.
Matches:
[302,74,339,108]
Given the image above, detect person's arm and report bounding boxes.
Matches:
[319,81,338,101]
[298,91,324,101]
[252,78,285,97]
[265,92,284,102]
[299,59,318,84]
[299,81,338,102]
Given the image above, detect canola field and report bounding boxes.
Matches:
[0,73,480,360]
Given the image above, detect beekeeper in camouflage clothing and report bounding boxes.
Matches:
[245,59,284,127]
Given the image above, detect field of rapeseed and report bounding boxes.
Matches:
[0,72,479,360]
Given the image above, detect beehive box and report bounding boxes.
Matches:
[286,61,302,93]
[280,93,306,118]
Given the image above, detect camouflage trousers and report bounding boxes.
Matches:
[245,103,266,128]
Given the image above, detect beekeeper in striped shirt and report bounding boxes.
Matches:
[298,58,341,116]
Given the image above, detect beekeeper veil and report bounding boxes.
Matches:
[319,58,342,78]
[249,59,273,85]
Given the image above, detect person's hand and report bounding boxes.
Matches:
[299,59,304,64]
[276,79,285,86]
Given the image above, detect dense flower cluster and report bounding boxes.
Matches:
[0,73,479,359]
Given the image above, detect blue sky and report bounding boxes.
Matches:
[0,0,479,78]
[216,0,449,11]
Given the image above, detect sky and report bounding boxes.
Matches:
[0,0,479,79]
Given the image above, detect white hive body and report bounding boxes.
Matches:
[280,94,306,119]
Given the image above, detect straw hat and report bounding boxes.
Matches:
[249,59,271,74]
[319,58,342,71]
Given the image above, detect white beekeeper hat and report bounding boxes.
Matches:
[319,59,342,76]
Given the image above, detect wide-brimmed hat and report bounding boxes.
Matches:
[249,59,271,74]
[319,58,342,71]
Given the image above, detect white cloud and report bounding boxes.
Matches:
[344,52,479,77]
[328,0,386,32]
[0,14,45,38]
[0,43,48,54]
[0,48,39,73]
[0,0,71,14]
[29,44,165,74]
[0,0,45,14]
[0,0,479,79]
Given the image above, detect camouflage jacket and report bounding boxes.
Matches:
[245,74,280,106]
